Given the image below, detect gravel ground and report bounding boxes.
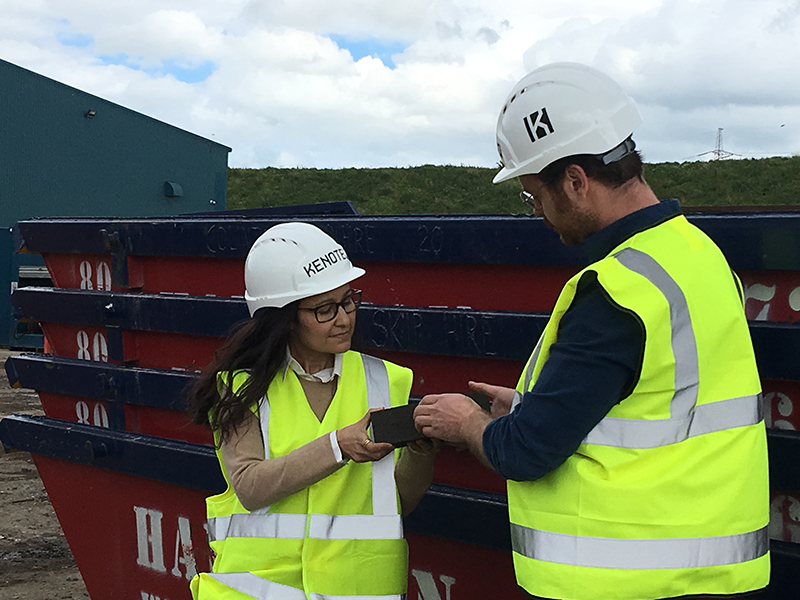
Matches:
[0,348,91,600]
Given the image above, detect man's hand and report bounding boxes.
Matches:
[413,393,489,445]
[468,381,517,418]
[413,393,494,469]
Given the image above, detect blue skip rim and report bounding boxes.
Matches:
[14,212,800,271]
[9,287,800,379]
[0,413,510,549]
[1,413,799,554]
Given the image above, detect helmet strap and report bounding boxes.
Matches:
[597,137,636,165]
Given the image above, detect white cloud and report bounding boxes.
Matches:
[1,0,799,169]
[235,0,432,40]
[97,10,223,65]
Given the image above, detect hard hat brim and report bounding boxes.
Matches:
[493,167,517,184]
[246,265,366,315]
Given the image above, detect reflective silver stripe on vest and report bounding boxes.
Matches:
[522,249,759,449]
[614,247,699,420]
[584,393,763,449]
[309,514,403,540]
[362,354,391,412]
[310,594,405,600]
[209,512,403,543]
[209,572,404,600]
[207,515,226,543]
[209,572,307,599]
[259,395,271,460]
[208,510,307,542]
[582,248,702,448]
[521,335,544,394]
[361,355,399,517]
[510,523,769,570]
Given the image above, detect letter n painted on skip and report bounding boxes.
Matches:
[135,506,167,572]
[411,569,456,600]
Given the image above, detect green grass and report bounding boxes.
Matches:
[645,157,800,208]
[227,156,800,215]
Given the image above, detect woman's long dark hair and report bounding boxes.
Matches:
[185,301,299,445]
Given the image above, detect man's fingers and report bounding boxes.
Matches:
[418,394,441,405]
[420,425,440,440]
[413,404,434,425]
[413,414,430,432]
[468,381,495,396]
[413,401,437,423]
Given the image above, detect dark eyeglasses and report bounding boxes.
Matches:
[300,290,362,323]
[520,190,536,209]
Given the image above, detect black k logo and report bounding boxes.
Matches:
[523,107,554,143]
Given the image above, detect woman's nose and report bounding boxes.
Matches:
[333,304,350,324]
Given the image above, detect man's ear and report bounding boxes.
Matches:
[562,164,589,199]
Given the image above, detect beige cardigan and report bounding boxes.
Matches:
[220,376,435,515]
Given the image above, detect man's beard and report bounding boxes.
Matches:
[549,187,602,246]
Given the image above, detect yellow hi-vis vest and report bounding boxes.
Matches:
[508,214,769,600]
[190,351,413,600]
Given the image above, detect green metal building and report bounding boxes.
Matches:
[0,58,231,346]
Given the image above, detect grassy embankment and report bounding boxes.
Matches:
[227,156,800,215]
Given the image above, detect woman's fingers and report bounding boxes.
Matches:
[405,437,441,456]
[336,410,395,463]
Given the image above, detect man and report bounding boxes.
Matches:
[413,62,769,600]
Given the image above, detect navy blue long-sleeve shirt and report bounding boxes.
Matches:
[482,199,682,481]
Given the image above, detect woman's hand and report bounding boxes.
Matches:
[336,410,395,462]
[404,437,441,458]
[468,381,517,418]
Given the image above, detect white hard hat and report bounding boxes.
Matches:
[493,62,642,184]
[244,222,365,315]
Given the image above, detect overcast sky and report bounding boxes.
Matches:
[2,0,799,169]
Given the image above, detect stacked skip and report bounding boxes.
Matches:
[1,209,800,599]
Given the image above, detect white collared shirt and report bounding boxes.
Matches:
[283,347,343,383]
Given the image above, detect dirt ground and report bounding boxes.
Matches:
[0,348,91,600]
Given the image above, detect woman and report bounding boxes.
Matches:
[187,222,436,600]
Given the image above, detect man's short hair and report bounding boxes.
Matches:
[539,145,644,191]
